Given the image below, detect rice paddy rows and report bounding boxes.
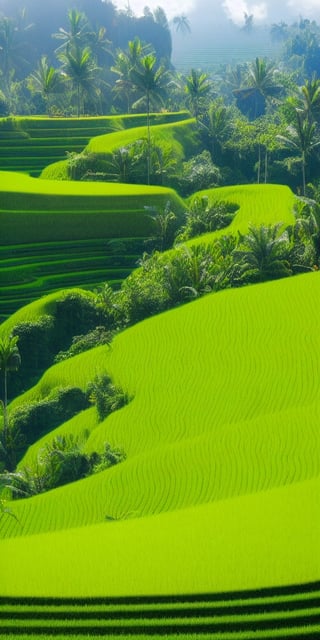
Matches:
[0,114,188,176]
[0,238,145,321]
[0,582,319,638]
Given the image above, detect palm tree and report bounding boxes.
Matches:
[111,50,134,113]
[0,15,31,97]
[58,44,100,116]
[28,56,65,112]
[0,335,20,454]
[234,224,292,283]
[184,69,213,119]
[234,57,283,119]
[277,109,320,195]
[300,75,320,122]
[130,54,169,184]
[199,98,233,162]
[172,15,191,36]
[53,9,89,54]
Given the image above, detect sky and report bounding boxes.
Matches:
[114,0,320,23]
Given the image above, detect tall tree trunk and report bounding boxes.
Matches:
[147,91,151,185]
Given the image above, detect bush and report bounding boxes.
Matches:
[10,386,90,448]
[176,196,238,242]
[176,151,221,196]
[11,315,55,395]
[0,433,126,499]
[87,374,132,422]
[54,326,113,363]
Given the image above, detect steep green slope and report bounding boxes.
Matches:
[1,272,319,597]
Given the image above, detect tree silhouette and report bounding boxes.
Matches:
[172,15,191,36]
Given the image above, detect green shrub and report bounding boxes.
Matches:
[176,197,238,242]
[11,316,55,395]
[87,374,132,422]
[54,326,113,363]
[53,292,105,351]
[176,151,221,196]
[0,433,126,498]
[10,386,90,448]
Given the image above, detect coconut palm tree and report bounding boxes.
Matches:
[277,109,320,195]
[234,57,283,119]
[199,98,233,162]
[111,50,135,113]
[0,15,31,97]
[172,15,191,35]
[28,55,65,112]
[300,75,320,122]
[184,68,213,119]
[58,44,100,116]
[233,224,292,283]
[130,54,169,184]
[53,9,90,54]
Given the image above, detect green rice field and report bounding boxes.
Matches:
[1,272,320,600]
[0,170,185,320]
[0,114,319,638]
[0,113,188,176]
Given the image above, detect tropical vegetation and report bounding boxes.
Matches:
[1,2,320,638]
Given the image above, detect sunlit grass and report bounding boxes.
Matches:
[1,273,320,596]
[188,184,296,245]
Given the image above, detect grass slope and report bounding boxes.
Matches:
[0,171,185,319]
[1,272,320,595]
[188,183,296,244]
[40,117,199,180]
[0,113,189,176]
[0,180,295,321]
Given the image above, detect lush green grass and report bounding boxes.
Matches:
[0,170,185,318]
[0,113,189,176]
[187,183,296,244]
[1,273,320,596]
[41,117,199,180]
[0,238,145,321]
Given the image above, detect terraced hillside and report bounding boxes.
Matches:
[0,174,296,321]
[0,113,188,176]
[0,171,185,321]
[1,272,319,599]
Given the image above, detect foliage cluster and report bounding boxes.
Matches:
[8,292,106,397]
[8,385,89,449]
[87,373,132,423]
[0,432,126,499]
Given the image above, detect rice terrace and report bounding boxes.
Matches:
[1,0,320,638]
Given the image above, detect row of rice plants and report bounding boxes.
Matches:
[0,238,146,320]
[3,632,320,640]
[0,581,319,635]
[1,606,320,633]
